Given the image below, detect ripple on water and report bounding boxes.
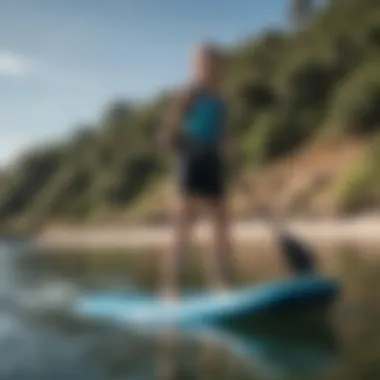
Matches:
[0,310,109,380]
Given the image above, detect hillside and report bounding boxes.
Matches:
[1,0,380,232]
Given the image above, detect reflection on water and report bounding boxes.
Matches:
[0,312,107,380]
[2,241,380,379]
[152,316,339,380]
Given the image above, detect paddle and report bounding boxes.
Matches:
[275,227,316,274]
[269,216,316,275]
[230,161,316,275]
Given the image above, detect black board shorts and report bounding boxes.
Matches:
[178,148,226,199]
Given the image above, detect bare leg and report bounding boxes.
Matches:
[207,197,233,293]
[161,195,198,300]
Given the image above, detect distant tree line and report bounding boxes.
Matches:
[0,0,379,231]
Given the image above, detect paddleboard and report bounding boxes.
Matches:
[73,276,339,331]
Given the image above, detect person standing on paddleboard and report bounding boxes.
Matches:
[159,43,236,299]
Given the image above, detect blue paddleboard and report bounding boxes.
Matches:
[73,276,339,331]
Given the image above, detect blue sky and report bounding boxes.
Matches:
[0,0,288,166]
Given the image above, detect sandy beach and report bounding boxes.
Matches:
[32,216,380,250]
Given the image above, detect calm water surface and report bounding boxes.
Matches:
[1,240,380,380]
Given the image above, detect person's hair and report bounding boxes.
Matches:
[197,42,225,63]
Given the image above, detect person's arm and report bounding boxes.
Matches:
[221,104,238,171]
[158,88,192,150]
[222,104,250,191]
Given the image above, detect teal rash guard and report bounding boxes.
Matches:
[182,92,227,148]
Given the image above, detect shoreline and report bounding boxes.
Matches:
[31,216,380,250]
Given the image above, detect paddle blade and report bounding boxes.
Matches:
[277,232,316,274]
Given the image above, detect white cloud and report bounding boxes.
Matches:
[0,50,34,77]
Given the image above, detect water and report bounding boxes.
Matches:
[1,241,380,379]
[0,242,17,299]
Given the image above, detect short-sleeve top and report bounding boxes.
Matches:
[182,90,227,148]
